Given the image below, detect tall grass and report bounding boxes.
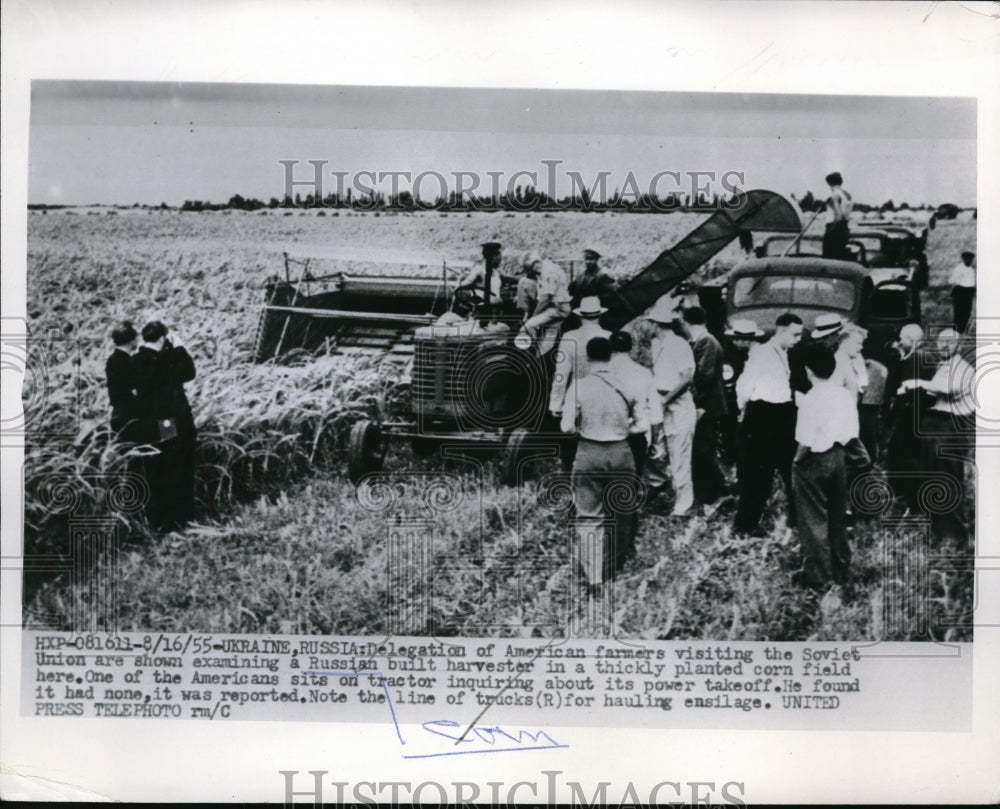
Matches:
[21,210,976,638]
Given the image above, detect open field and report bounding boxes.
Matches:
[21,208,977,640]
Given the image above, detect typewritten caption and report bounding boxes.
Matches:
[21,633,970,732]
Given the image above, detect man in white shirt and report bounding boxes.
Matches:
[521,253,571,351]
[561,337,640,590]
[792,343,868,589]
[832,324,869,398]
[901,328,975,542]
[608,330,662,475]
[734,312,804,534]
[950,250,975,333]
[643,295,697,517]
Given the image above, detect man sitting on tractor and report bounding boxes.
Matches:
[519,250,571,353]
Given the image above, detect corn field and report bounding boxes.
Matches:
[21,209,976,640]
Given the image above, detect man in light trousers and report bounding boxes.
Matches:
[643,295,696,517]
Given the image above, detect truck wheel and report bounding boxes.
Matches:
[348,420,385,484]
[501,428,534,486]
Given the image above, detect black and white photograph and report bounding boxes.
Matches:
[18,83,977,642]
[2,1,998,804]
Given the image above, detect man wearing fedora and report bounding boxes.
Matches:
[550,296,611,471]
[568,246,616,311]
[734,312,803,534]
[644,294,697,517]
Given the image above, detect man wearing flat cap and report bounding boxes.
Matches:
[568,246,617,311]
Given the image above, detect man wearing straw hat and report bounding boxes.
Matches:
[550,296,611,471]
[643,294,697,517]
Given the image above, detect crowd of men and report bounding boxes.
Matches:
[106,211,976,598]
[453,233,977,596]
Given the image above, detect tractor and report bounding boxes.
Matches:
[250,190,805,484]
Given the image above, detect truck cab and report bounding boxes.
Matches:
[699,255,921,348]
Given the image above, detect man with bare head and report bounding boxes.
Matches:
[885,323,930,512]
[901,328,975,542]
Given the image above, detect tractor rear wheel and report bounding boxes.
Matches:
[348,420,385,484]
[501,428,534,487]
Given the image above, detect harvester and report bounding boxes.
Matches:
[250,190,804,484]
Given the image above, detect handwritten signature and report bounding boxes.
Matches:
[402,720,568,759]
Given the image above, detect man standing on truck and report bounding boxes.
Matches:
[822,171,853,260]
[734,312,803,534]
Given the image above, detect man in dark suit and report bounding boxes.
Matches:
[106,321,141,441]
[132,320,198,531]
[684,306,729,512]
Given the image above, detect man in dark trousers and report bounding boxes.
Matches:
[903,328,975,544]
[684,306,729,514]
[792,343,868,589]
[884,323,933,513]
[132,320,198,531]
[106,320,141,441]
[733,312,803,534]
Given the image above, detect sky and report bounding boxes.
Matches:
[28,81,977,208]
